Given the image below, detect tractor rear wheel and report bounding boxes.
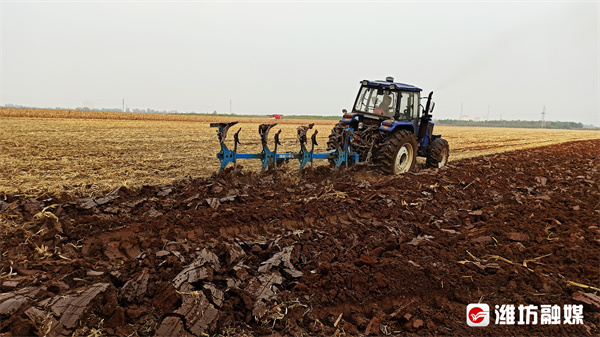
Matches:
[377,130,417,174]
[326,122,345,150]
[426,138,450,168]
[326,122,346,166]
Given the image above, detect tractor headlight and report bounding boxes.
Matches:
[390,84,395,89]
[362,80,368,86]
[358,122,364,130]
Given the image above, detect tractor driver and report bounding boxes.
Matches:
[376,91,393,116]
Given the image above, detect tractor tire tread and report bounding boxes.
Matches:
[375,130,417,174]
[425,138,450,168]
[326,122,346,151]
[326,122,346,166]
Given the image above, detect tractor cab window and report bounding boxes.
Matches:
[397,92,420,122]
[354,87,398,117]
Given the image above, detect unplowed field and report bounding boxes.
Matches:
[1,110,598,198]
[1,138,599,336]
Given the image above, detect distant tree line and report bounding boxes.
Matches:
[1,104,338,120]
[1,104,590,128]
[2,103,196,114]
[4,103,123,113]
[434,119,585,129]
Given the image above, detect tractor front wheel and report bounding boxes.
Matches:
[377,130,417,174]
[426,138,450,168]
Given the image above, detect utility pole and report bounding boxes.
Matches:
[122,98,125,113]
[541,105,546,128]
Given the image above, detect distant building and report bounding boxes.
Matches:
[460,115,480,121]
[582,124,598,129]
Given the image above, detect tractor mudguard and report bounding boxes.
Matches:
[419,121,435,147]
[379,121,415,133]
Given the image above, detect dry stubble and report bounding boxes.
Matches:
[1,111,598,198]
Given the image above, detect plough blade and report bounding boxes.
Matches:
[209,122,241,172]
[209,122,238,146]
[210,121,358,172]
[258,123,280,171]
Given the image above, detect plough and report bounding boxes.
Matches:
[210,122,359,172]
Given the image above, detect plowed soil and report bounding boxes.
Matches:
[1,140,599,336]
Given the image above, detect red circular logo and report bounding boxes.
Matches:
[468,307,487,323]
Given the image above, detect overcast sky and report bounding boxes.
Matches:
[1,1,598,125]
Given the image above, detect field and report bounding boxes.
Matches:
[1,108,599,198]
[1,109,599,336]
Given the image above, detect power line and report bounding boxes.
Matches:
[541,105,546,128]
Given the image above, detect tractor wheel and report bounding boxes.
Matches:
[377,130,417,174]
[326,122,345,151]
[425,138,450,168]
[326,122,346,166]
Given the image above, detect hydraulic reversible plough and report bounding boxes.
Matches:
[209,122,359,172]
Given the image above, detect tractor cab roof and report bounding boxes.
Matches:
[361,79,422,92]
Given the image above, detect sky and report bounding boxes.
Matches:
[1,1,598,125]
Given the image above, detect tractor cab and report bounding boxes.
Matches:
[351,77,422,127]
[330,76,448,173]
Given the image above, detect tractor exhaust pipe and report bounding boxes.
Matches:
[424,91,433,115]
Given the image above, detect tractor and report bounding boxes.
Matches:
[326,76,449,174]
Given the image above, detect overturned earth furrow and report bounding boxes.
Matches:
[1,140,598,336]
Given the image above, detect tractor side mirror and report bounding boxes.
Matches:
[342,109,347,113]
[430,102,435,113]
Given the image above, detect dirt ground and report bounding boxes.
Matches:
[1,140,598,336]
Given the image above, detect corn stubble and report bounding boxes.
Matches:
[1,108,598,198]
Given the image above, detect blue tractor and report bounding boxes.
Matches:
[327,77,449,174]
